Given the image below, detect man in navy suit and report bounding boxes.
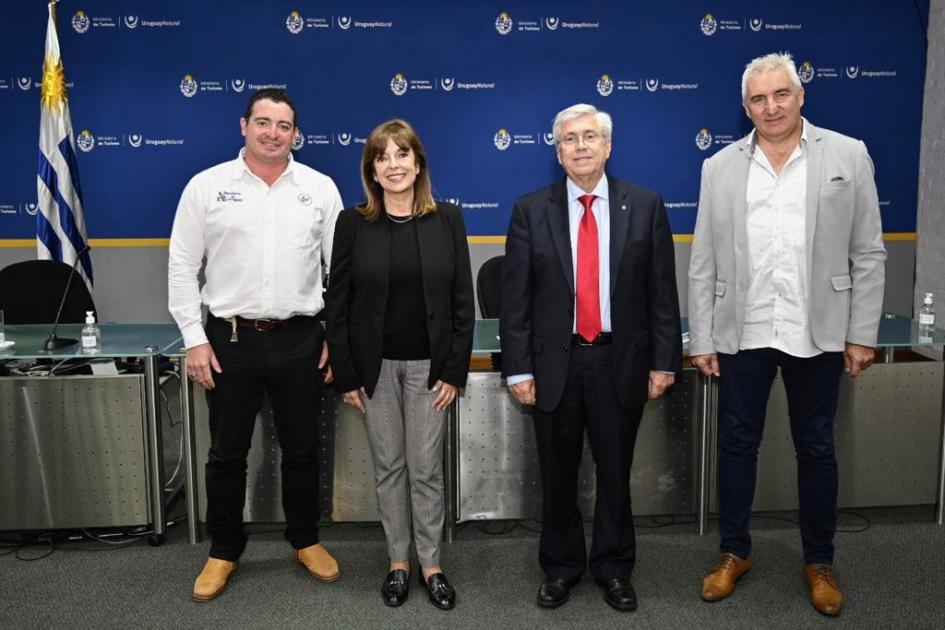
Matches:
[501,103,682,611]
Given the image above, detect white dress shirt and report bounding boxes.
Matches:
[740,121,820,358]
[507,175,612,386]
[168,150,343,349]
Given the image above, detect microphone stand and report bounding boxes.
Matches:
[44,247,89,351]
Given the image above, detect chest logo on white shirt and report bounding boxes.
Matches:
[217,191,243,203]
[298,193,312,206]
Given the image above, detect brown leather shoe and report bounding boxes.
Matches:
[805,564,843,616]
[295,543,341,582]
[700,553,752,602]
[192,558,237,602]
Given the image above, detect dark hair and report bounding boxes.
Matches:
[359,119,436,222]
[243,88,297,128]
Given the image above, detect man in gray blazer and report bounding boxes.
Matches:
[688,53,885,617]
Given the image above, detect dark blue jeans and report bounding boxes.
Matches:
[716,348,844,565]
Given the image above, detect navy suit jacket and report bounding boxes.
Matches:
[500,176,682,412]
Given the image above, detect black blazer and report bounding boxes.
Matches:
[500,176,682,412]
[325,201,474,396]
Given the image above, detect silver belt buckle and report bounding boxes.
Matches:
[254,318,274,331]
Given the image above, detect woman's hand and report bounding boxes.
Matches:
[342,388,366,414]
[431,380,457,411]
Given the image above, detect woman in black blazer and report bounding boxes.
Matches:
[325,119,474,610]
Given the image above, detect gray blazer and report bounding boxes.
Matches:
[687,121,886,356]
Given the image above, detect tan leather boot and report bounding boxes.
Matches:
[700,553,752,601]
[192,558,237,602]
[296,543,341,582]
[805,564,843,616]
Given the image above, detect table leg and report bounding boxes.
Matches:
[444,398,458,543]
[179,355,201,543]
[697,373,713,535]
[936,363,945,525]
[882,346,895,363]
[143,355,166,545]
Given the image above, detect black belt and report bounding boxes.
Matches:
[571,332,613,346]
[211,314,311,332]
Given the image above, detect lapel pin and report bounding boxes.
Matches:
[621,204,627,210]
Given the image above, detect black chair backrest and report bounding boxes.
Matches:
[0,260,96,324]
[476,255,504,319]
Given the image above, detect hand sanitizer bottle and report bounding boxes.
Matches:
[81,310,101,354]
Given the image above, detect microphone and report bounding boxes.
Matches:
[44,245,90,351]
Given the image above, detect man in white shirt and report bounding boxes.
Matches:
[688,53,886,616]
[168,89,344,602]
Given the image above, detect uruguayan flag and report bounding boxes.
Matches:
[36,4,92,287]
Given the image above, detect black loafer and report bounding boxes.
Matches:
[537,578,573,609]
[419,571,456,610]
[381,569,409,607]
[598,577,637,611]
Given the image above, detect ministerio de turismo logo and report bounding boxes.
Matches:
[72,10,90,33]
[695,128,713,151]
[495,12,513,35]
[700,13,718,36]
[76,129,95,153]
[798,61,814,84]
[494,129,511,151]
[286,11,304,34]
[180,74,198,97]
[390,73,408,96]
[597,74,614,97]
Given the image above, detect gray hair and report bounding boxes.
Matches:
[741,52,802,101]
[552,104,613,143]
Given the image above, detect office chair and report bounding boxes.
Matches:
[0,259,95,324]
[476,255,504,319]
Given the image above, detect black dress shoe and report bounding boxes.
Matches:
[537,578,572,608]
[381,569,409,607]
[419,572,456,610]
[598,577,637,611]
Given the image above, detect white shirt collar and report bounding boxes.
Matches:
[233,148,296,182]
[745,117,809,155]
[566,174,609,204]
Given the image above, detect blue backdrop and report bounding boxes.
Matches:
[0,1,930,240]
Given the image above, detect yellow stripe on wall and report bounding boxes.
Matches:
[0,233,919,248]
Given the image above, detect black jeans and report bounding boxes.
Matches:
[204,315,324,561]
[532,343,644,583]
[716,348,844,565]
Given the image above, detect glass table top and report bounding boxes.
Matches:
[471,314,943,354]
[0,323,183,359]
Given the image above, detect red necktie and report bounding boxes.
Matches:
[576,194,602,343]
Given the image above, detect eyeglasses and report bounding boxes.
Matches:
[558,131,605,147]
[746,89,797,110]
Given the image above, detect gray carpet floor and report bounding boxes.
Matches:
[1,508,943,630]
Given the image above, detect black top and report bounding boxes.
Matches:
[383,216,431,360]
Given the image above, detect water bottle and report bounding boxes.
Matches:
[917,292,935,344]
[81,310,101,354]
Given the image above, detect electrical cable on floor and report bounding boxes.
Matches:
[836,509,871,533]
[80,528,148,546]
[635,515,697,529]
[476,520,517,535]
[516,519,543,533]
[15,537,55,561]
